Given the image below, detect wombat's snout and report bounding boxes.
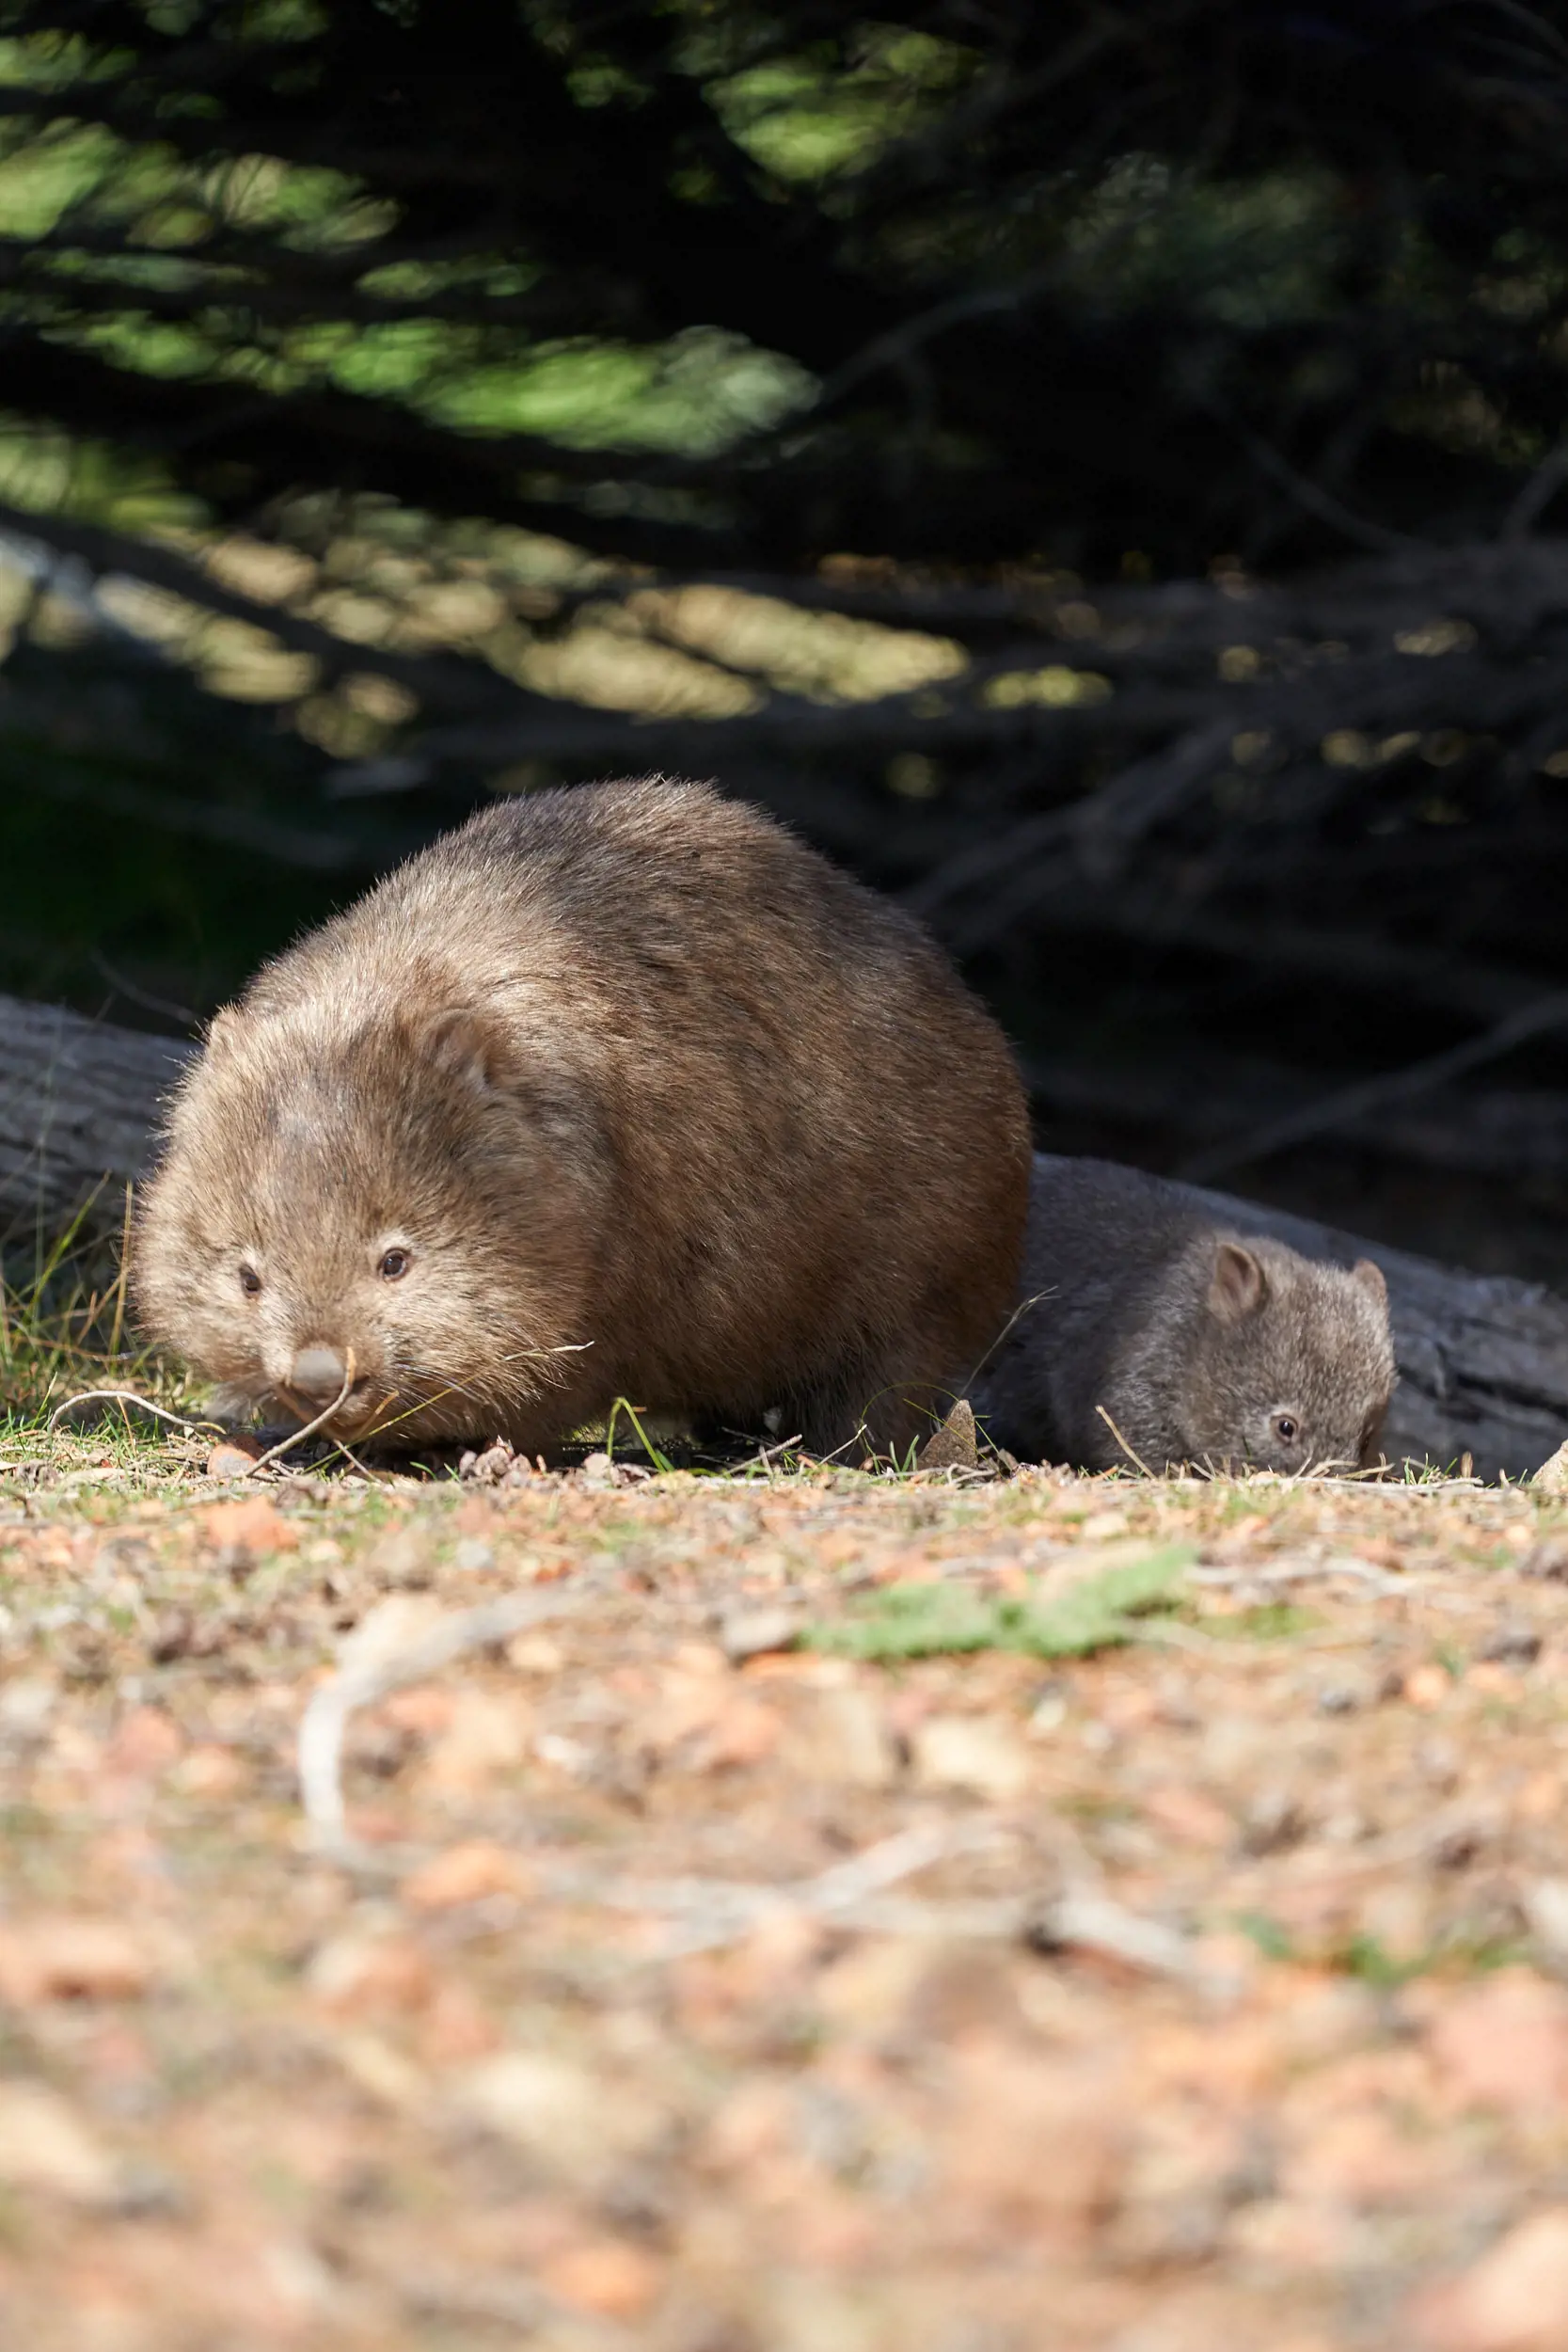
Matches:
[288,1344,353,1406]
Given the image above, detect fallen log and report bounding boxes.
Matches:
[1,993,1563,1480]
[0,993,189,1248]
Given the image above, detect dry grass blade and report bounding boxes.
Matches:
[45,1387,216,1437]
[1096,1404,1158,1477]
[106,1182,133,1363]
[1190,1558,1402,1596]
[244,1348,357,1476]
[1032,1890,1216,1986]
[564,1820,1008,1961]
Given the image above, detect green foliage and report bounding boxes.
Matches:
[711,28,972,184]
[804,1545,1196,1662]
[0,1,1562,566]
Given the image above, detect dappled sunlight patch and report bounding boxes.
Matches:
[626,582,968,703]
[193,619,318,704]
[203,534,316,603]
[92,576,318,699]
[980,662,1113,709]
[0,479,995,739]
[513,620,765,719]
[85,574,200,646]
[302,584,399,647]
[384,575,509,647]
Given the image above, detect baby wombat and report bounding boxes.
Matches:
[974,1156,1396,1474]
[135,778,1030,1457]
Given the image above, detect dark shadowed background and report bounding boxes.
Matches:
[5,0,1568,1280]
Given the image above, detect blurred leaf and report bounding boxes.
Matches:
[805,1547,1196,1661]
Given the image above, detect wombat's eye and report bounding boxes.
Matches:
[238,1263,261,1297]
[1273,1413,1298,1443]
[378,1247,411,1281]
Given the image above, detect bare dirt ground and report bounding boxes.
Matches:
[3,1440,1568,2352]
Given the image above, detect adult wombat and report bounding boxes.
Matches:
[975,1156,1396,1473]
[135,778,1031,1457]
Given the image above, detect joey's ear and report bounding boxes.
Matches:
[417,1006,510,1095]
[1353,1257,1387,1308]
[1208,1239,1266,1324]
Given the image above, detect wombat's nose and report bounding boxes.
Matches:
[290,1344,349,1403]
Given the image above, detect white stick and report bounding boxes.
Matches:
[298,1577,607,1856]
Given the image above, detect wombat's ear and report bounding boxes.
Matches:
[1352,1258,1387,1307]
[417,1006,510,1094]
[1208,1240,1266,1324]
[202,1005,242,1058]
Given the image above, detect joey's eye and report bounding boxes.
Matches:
[239,1263,261,1297]
[1273,1413,1299,1444]
[378,1247,411,1281]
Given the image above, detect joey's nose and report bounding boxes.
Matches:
[290,1344,349,1404]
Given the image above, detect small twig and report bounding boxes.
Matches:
[730,1434,804,1476]
[298,1575,610,1857]
[1189,1558,1402,1597]
[46,1387,220,1438]
[1095,1404,1158,1479]
[1271,1798,1497,1882]
[242,1349,357,1477]
[1030,1889,1215,1985]
[309,1401,394,1481]
[569,1820,1006,1961]
[816,1893,1033,1938]
[298,1623,1020,1948]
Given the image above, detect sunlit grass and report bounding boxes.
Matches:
[0,1189,190,1436]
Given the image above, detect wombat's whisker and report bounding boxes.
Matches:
[402,1356,546,1409]
[409,1337,594,1411]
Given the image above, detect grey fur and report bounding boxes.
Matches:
[974,1158,1397,1473]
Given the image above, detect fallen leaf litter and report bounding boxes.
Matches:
[1,1445,1568,2346]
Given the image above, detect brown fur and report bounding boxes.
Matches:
[134,778,1031,1457]
[974,1156,1397,1473]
